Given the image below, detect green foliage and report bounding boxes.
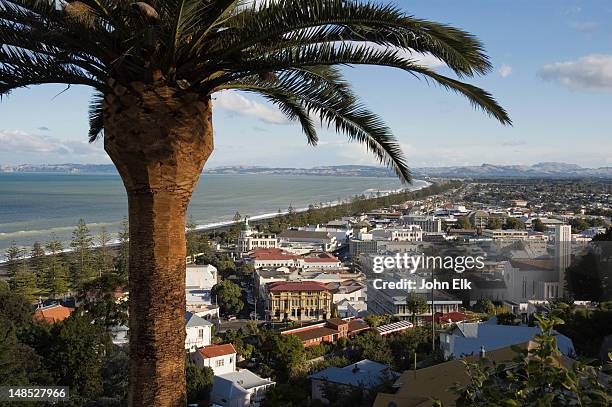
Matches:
[388,327,432,370]
[186,362,213,404]
[496,312,521,326]
[456,216,472,230]
[406,292,428,324]
[212,279,244,316]
[532,218,546,232]
[43,236,71,297]
[352,331,392,365]
[553,302,612,359]
[486,217,503,230]
[451,313,612,407]
[96,226,114,276]
[565,248,609,302]
[259,332,305,381]
[115,217,130,278]
[474,298,496,315]
[261,378,311,407]
[70,219,96,289]
[504,217,525,230]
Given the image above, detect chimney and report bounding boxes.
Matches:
[479,345,486,359]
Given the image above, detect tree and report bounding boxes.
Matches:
[212,280,244,316]
[504,217,525,230]
[474,299,495,315]
[456,216,472,230]
[44,236,70,297]
[496,312,521,326]
[448,313,611,407]
[263,333,305,380]
[406,292,428,324]
[115,217,129,279]
[565,252,604,301]
[30,241,46,286]
[96,227,114,277]
[11,268,37,302]
[185,363,213,404]
[4,241,27,277]
[2,0,510,402]
[486,217,503,230]
[532,218,546,232]
[70,219,96,288]
[352,331,393,365]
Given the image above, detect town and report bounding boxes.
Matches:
[1,178,611,406]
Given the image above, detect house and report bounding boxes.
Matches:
[281,317,370,347]
[33,304,73,323]
[210,369,275,407]
[186,264,220,318]
[310,359,398,404]
[185,311,213,351]
[374,342,548,406]
[423,311,469,325]
[439,321,575,360]
[191,343,237,375]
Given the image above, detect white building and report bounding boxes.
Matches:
[191,343,237,375]
[211,369,275,407]
[186,264,219,318]
[482,229,528,240]
[371,226,423,242]
[236,218,278,254]
[247,248,342,270]
[278,230,337,251]
[403,215,442,233]
[555,224,572,297]
[185,311,213,351]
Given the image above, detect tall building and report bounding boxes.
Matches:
[403,215,442,233]
[236,217,278,254]
[555,224,572,296]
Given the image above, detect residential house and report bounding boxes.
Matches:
[310,359,398,404]
[33,304,73,323]
[191,343,236,375]
[439,320,575,360]
[210,369,275,407]
[185,311,213,351]
[281,317,369,347]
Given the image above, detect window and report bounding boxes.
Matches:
[198,329,204,339]
[216,359,225,367]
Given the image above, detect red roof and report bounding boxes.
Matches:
[424,312,468,324]
[268,281,329,292]
[33,304,73,323]
[303,252,340,263]
[198,343,236,358]
[249,248,300,261]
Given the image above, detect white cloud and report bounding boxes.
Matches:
[539,54,612,91]
[0,130,108,162]
[498,64,513,78]
[0,130,69,154]
[214,91,289,124]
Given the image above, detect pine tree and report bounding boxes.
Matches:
[70,219,95,288]
[4,241,24,277]
[30,242,46,287]
[11,269,37,301]
[115,217,129,279]
[44,236,70,297]
[96,227,114,277]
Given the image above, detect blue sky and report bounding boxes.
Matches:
[1,0,611,168]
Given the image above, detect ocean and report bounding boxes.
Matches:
[0,172,427,251]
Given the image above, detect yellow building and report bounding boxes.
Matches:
[266,281,332,321]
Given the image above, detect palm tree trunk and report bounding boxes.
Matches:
[103,82,213,406]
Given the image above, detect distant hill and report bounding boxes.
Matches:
[1,162,611,178]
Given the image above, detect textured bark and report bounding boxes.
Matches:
[103,83,213,407]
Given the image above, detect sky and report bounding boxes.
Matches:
[1,0,611,169]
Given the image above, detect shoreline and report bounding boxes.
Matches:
[0,180,431,263]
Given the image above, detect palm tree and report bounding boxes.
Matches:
[1,0,510,404]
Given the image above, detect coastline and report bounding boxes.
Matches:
[0,179,431,263]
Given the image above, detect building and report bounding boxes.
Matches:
[33,304,73,323]
[374,342,574,407]
[211,369,275,407]
[236,218,278,254]
[403,215,442,233]
[371,226,423,242]
[281,317,369,347]
[185,311,213,351]
[349,237,378,258]
[190,343,237,375]
[278,230,337,251]
[482,229,528,240]
[186,264,219,317]
[468,210,490,230]
[266,281,333,321]
[247,248,342,270]
[555,224,572,297]
[439,320,575,360]
[366,277,462,319]
[310,359,398,404]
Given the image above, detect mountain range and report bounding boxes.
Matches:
[1,162,611,178]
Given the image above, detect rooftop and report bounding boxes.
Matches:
[198,343,236,358]
[310,359,398,389]
[268,281,329,292]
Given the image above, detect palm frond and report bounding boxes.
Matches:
[88,92,104,142]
